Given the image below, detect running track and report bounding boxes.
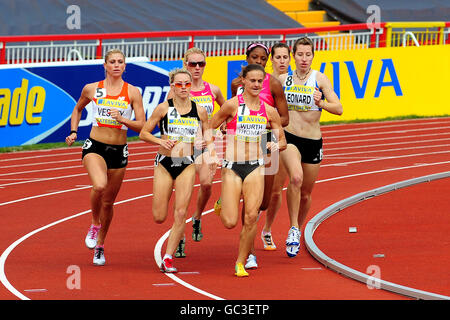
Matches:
[0,117,449,301]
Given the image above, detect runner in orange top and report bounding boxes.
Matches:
[65,49,145,266]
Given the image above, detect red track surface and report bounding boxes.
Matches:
[1,117,449,301]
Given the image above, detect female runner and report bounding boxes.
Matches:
[139,68,216,273]
[65,49,145,266]
[210,64,286,277]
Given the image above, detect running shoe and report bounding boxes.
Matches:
[174,237,186,258]
[93,246,105,266]
[285,226,300,246]
[85,224,101,249]
[286,226,301,258]
[245,254,258,269]
[286,244,300,258]
[192,219,203,242]
[234,263,249,277]
[160,257,177,273]
[261,231,277,251]
[214,198,221,216]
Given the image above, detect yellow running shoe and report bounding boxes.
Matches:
[234,263,249,277]
[214,198,222,216]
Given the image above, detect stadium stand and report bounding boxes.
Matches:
[314,0,450,24]
[267,0,341,28]
[0,0,302,36]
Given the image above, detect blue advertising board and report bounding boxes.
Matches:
[0,59,182,147]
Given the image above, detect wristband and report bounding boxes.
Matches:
[70,130,77,135]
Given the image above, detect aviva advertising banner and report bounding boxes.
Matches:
[203,45,450,123]
[0,45,449,147]
[0,59,182,147]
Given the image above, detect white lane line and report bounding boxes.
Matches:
[0,176,153,206]
[0,208,91,300]
[0,151,80,162]
[1,161,449,300]
[153,212,225,301]
[321,150,450,168]
[324,125,450,140]
[0,143,161,162]
[325,136,450,151]
[324,131,450,147]
[1,148,449,188]
[0,150,158,169]
[0,173,87,187]
[24,289,48,292]
[0,190,157,300]
[326,143,450,157]
[0,149,225,171]
[0,182,226,300]
[317,161,450,183]
[0,165,83,177]
[322,119,450,134]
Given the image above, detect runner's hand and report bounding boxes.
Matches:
[65,133,77,146]
[313,87,323,105]
[160,139,176,150]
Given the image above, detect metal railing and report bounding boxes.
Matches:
[0,22,449,65]
[385,21,448,47]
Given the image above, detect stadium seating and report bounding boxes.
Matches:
[267,0,341,28]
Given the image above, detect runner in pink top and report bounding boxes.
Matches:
[190,81,217,118]
[220,42,289,270]
[258,73,274,107]
[231,43,288,126]
[236,72,274,107]
[226,93,269,136]
[210,64,286,277]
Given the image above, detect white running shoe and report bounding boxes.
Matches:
[93,246,105,266]
[286,226,301,258]
[286,244,300,258]
[85,224,101,249]
[285,226,300,246]
[245,254,258,269]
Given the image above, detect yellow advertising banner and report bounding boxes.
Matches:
[202,45,450,122]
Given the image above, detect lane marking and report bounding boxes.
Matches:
[326,143,450,157]
[322,119,450,134]
[0,178,220,207]
[1,118,449,300]
[304,171,450,300]
[24,289,48,292]
[153,212,225,301]
[1,148,449,188]
[324,125,450,140]
[2,162,449,300]
[178,272,200,275]
[326,136,450,151]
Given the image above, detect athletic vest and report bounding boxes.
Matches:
[190,81,216,119]
[159,99,201,143]
[227,94,268,142]
[91,80,133,130]
[283,70,322,112]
